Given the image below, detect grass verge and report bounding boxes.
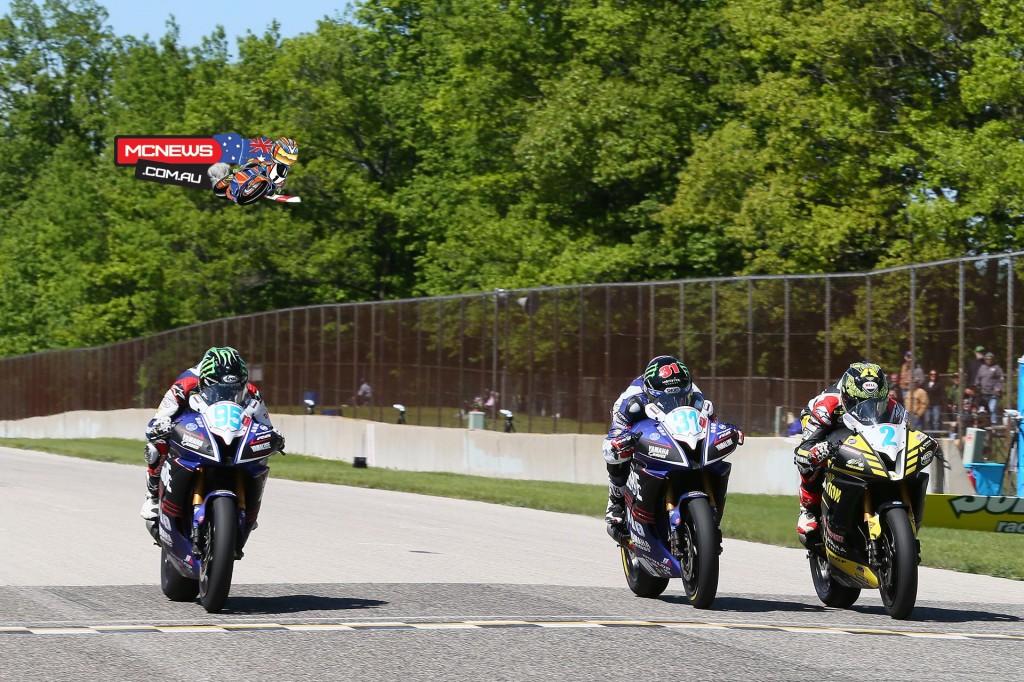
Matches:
[3,437,1021,580]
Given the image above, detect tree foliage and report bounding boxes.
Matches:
[0,0,1023,355]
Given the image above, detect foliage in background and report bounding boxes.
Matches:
[0,0,1022,356]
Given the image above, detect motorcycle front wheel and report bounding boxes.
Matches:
[878,507,918,620]
[160,547,199,602]
[678,496,719,609]
[199,496,238,613]
[808,550,860,608]
[620,546,669,598]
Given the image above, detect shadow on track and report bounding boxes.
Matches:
[847,603,1022,624]
[657,594,1021,624]
[657,595,826,613]
[223,594,388,615]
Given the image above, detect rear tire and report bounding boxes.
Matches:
[678,497,720,609]
[620,546,670,598]
[160,548,198,602]
[879,507,918,620]
[199,496,237,613]
[808,550,860,608]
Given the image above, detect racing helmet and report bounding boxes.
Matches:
[642,355,692,401]
[272,137,299,166]
[839,362,888,413]
[198,346,249,388]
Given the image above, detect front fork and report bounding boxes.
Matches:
[190,470,248,561]
[667,473,724,559]
[864,483,919,571]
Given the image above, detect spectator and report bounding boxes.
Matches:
[786,411,802,436]
[975,352,1005,425]
[969,346,986,387]
[922,369,945,432]
[355,378,373,407]
[899,351,924,394]
[483,385,499,417]
[909,381,929,431]
[959,384,981,430]
[888,372,904,404]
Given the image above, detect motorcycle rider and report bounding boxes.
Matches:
[603,355,716,535]
[793,362,933,541]
[210,137,299,201]
[139,346,283,520]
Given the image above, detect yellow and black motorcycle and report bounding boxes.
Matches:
[807,398,937,620]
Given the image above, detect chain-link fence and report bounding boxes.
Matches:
[1,252,1020,436]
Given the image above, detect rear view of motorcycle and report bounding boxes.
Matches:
[145,384,284,613]
[608,395,744,609]
[805,398,937,619]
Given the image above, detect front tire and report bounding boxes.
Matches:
[808,550,860,608]
[620,546,670,598]
[199,496,238,613]
[160,548,198,602]
[879,507,918,620]
[678,497,720,609]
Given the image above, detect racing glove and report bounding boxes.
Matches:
[700,399,715,418]
[794,440,834,473]
[146,416,173,441]
[272,427,286,455]
[609,433,638,459]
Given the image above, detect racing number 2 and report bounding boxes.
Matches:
[879,425,897,447]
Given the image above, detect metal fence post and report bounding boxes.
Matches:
[824,277,831,385]
[958,261,965,442]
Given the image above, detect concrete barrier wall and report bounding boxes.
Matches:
[1,410,964,496]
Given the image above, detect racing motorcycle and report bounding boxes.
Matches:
[145,384,284,613]
[608,395,744,609]
[805,398,936,620]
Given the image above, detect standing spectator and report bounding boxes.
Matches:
[969,346,986,387]
[888,372,904,404]
[355,377,373,407]
[899,351,924,394]
[900,351,924,419]
[909,381,929,431]
[923,370,945,433]
[975,352,1005,425]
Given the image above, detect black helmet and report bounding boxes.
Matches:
[198,346,249,388]
[642,355,692,401]
[839,362,888,413]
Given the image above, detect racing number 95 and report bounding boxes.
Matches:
[211,403,243,430]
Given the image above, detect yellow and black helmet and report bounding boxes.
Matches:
[839,362,888,413]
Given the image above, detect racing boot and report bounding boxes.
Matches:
[796,468,824,546]
[797,505,820,543]
[139,472,159,521]
[605,493,628,546]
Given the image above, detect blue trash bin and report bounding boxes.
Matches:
[965,462,1006,496]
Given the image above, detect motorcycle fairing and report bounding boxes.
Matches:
[835,438,890,481]
[168,414,219,463]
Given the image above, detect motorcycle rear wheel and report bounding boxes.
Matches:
[620,546,669,598]
[678,496,719,609]
[808,550,860,608]
[160,548,198,602]
[878,507,918,620]
[199,496,237,613]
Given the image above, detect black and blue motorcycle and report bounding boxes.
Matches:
[145,384,284,613]
[609,395,744,609]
